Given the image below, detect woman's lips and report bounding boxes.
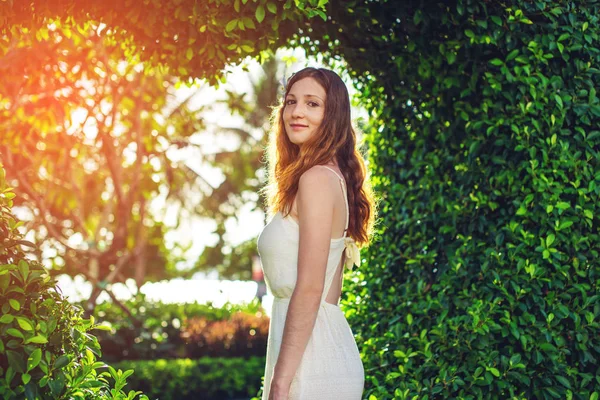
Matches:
[290,124,308,130]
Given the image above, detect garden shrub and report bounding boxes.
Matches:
[303,0,600,398]
[182,310,269,358]
[0,164,147,400]
[79,295,269,362]
[113,355,265,400]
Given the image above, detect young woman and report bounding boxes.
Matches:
[257,67,377,400]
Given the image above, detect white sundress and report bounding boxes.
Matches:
[257,165,364,400]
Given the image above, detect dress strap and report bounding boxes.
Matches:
[319,165,349,237]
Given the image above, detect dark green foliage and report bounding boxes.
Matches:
[113,356,266,400]
[304,1,600,398]
[78,295,268,362]
[0,0,326,85]
[0,164,147,400]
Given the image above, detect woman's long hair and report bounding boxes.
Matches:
[260,67,378,248]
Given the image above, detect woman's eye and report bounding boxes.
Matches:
[308,101,320,107]
[285,99,296,105]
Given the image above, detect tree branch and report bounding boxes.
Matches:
[6,153,101,257]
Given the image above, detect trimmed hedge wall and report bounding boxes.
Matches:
[304,0,600,398]
[113,356,265,400]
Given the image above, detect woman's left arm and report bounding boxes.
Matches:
[269,167,336,397]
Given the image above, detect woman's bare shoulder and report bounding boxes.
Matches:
[298,165,339,189]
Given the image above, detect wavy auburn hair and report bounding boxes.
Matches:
[260,67,377,248]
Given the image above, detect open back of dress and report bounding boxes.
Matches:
[257,166,364,400]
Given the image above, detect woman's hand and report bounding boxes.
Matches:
[268,378,291,400]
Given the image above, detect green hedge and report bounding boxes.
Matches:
[304,1,600,398]
[113,356,265,400]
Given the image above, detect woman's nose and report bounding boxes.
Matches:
[291,103,305,117]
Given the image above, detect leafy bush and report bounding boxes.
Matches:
[305,1,600,399]
[182,310,269,358]
[113,356,266,400]
[0,164,147,400]
[77,295,269,362]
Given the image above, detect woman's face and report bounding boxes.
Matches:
[283,77,326,148]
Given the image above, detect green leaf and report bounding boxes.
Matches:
[54,355,70,369]
[225,19,238,32]
[243,17,256,29]
[267,2,277,14]
[186,48,193,61]
[25,335,48,344]
[489,367,500,377]
[414,10,423,26]
[464,29,474,38]
[558,220,573,230]
[27,348,42,372]
[446,52,456,64]
[255,5,265,23]
[314,9,327,21]
[506,49,519,61]
[9,299,20,311]
[540,342,557,352]
[92,323,112,332]
[18,259,29,280]
[546,234,555,248]
[545,387,561,398]
[491,16,502,26]
[554,94,563,109]
[0,314,15,324]
[16,317,33,331]
[394,350,407,358]
[555,375,571,388]
[556,202,570,210]
[7,328,24,339]
[515,56,528,64]
[490,58,504,66]
[509,354,522,366]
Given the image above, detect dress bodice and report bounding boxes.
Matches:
[256,166,360,302]
[257,211,348,301]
